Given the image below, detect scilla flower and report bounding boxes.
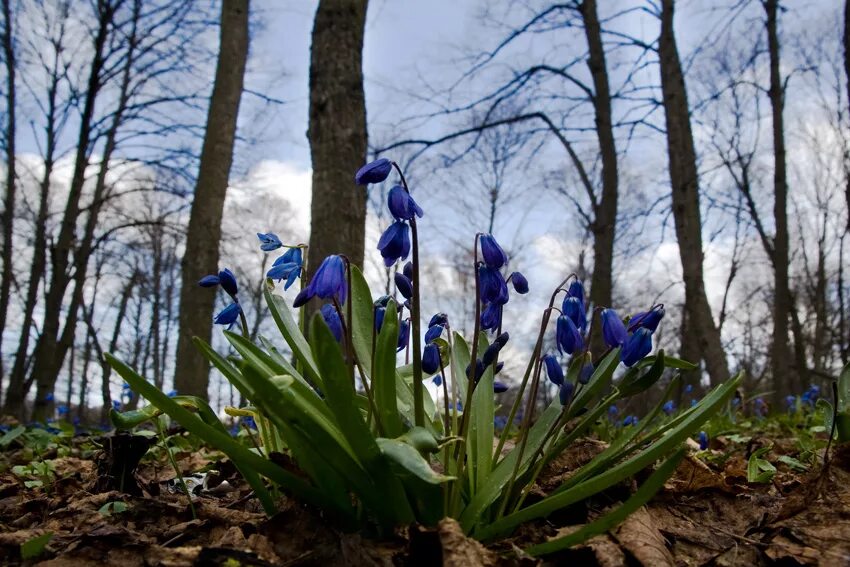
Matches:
[509,272,529,294]
[199,268,238,298]
[293,255,347,307]
[662,400,675,415]
[620,328,652,366]
[628,307,665,332]
[480,303,503,332]
[422,343,441,374]
[394,272,413,300]
[480,234,508,268]
[355,158,392,185]
[257,232,283,251]
[320,304,343,343]
[698,431,709,450]
[377,221,411,266]
[542,354,564,385]
[556,315,583,355]
[559,382,574,406]
[601,308,627,348]
[267,247,303,290]
[479,266,509,304]
[562,296,587,333]
[494,381,509,394]
[214,302,242,327]
[388,186,424,221]
[397,319,410,352]
[567,280,585,306]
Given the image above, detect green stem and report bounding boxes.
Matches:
[157,416,196,519]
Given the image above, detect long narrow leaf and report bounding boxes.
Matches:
[374,301,403,437]
[265,288,323,389]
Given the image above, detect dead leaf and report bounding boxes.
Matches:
[612,506,675,566]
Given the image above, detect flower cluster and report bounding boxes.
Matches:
[258,232,303,291]
[423,312,447,378]
[199,268,243,328]
[373,295,410,353]
[478,234,528,332]
[601,305,665,366]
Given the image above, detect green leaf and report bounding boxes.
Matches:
[747,446,776,483]
[525,450,684,556]
[377,437,455,484]
[21,532,52,560]
[617,350,666,397]
[637,354,697,371]
[374,301,403,438]
[468,364,495,497]
[98,501,128,516]
[450,332,472,408]
[111,395,219,430]
[777,455,809,472]
[568,348,620,418]
[349,264,378,379]
[0,425,25,448]
[838,361,850,412]
[265,288,323,390]
[194,337,255,400]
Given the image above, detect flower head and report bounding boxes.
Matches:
[480,303,503,332]
[57,404,69,416]
[482,342,502,367]
[112,400,122,411]
[556,315,583,355]
[620,328,652,366]
[423,343,441,374]
[562,296,587,333]
[199,268,238,298]
[559,382,574,406]
[257,232,283,252]
[622,415,638,427]
[355,158,392,185]
[433,374,443,386]
[698,431,709,450]
[267,247,303,290]
[601,308,628,348]
[388,185,424,221]
[167,390,178,397]
[394,272,413,300]
[579,362,594,385]
[424,324,443,343]
[494,381,509,394]
[628,307,665,333]
[374,306,386,332]
[509,271,529,294]
[377,221,411,267]
[214,302,242,327]
[429,313,449,328]
[397,319,410,352]
[479,266,509,305]
[662,400,675,415]
[480,234,508,269]
[567,280,585,306]
[293,255,347,307]
[320,304,343,343]
[542,354,564,386]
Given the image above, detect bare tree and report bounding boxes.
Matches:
[0,0,17,384]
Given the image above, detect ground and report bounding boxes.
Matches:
[0,426,848,566]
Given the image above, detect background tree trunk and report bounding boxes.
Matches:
[306,0,369,294]
[658,0,730,386]
[173,0,250,399]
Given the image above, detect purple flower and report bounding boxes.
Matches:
[397,319,410,352]
[480,234,508,269]
[214,302,242,327]
[698,431,709,450]
[394,272,413,300]
[480,303,503,332]
[562,296,587,333]
[622,415,638,427]
[321,304,343,343]
[662,400,675,415]
[542,354,564,386]
[257,232,283,251]
[377,221,411,267]
[620,328,652,367]
[494,381,509,394]
[567,280,585,306]
[199,268,238,298]
[424,324,443,343]
[628,307,665,333]
[556,315,583,355]
[479,266,508,305]
[387,185,424,221]
[601,308,627,348]
[509,271,529,294]
[579,362,594,385]
[423,343,441,374]
[293,255,347,307]
[428,313,448,328]
[355,158,392,185]
[374,306,386,332]
[559,382,574,406]
[482,342,502,367]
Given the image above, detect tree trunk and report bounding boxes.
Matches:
[579,0,618,356]
[306,0,369,289]
[658,0,730,386]
[764,0,794,399]
[844,0,850,232]
[100,274,136,422]
[0,0,18,386]
[173,0,250,399]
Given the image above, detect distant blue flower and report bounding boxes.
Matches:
[267,247,303,290]
[480,303,503,332]
[293,255,347,307]
[355,158,392,185]
[403,261,413,280]
[425,324,443,343]
[754,397,767,418]
[622,415,638,427]
[801,384,820,407]
[542,354,564,386]
[567,280,585,306]
[608,405,619,418]
[785,395,796,412]
[374,306,386,332]
[479,266,508,305]
[662,400,675,415]
[387,185,424,221]
[167,390,178,397]
[509,272,529,294]
[556,315,583,355]
[562,296,587,333]
[456,401,463,411]
[45,393,54,402]
[691,398,698,407]
[480,234,507,269]
[698,431,709,450]
[432,374,442,386]
[559,382,574,406]
[579,362,594,385]
[112,400,122,411]
[199,268,238,298]
[684,384,693,394]
[394,272,413,300]
[628,307,665,333]
[621,328,652,366]
[397,319,410,352]
[214,302,242,327]
[57,404,69,416]
[321,304,343,343]
[377,221,411,267]
[601,308,627,348]
[428,313,449,327]
[242,416,257,430]
[422,343,441,374]
[494,381,509,394]
[494,415,508,430]
[257,232,283,251]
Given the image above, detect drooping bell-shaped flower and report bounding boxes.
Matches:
[562,296,587,333]
[465,359,485,381]
[556,315,583,355]
[397,319,410,352]
[480,234,507,269]
[214,302,242,326]
[422,343,441,374]
[433,374,443,386]
[482,342,502,367]
[622,415,638,427]
[698,431,709,450]
[620,328,652,366]
[495,362,504,374]
[493,381,509,394]
[199,268,238,298]
[355,158,392,185]
[567,280,585,306]
[257,232,283,251]
[403,261,413,281]
[429,313,448,328]
[479,266,508,305]
[542,354,564,386]
[579,362,594,385]
[628,307,665,333]
[374,306,386,332]
[377,221,411,267]
[480,303,503,332]
[267,247,303,290]
[293,254,347,307]
[388,185,424,221]
[559,381,574,406]
[320,304,343,343]
[601,308,628,348]
[394,272,413,300]
[662,400,675,415]
[509,271,529,294]
[424,324,443,343]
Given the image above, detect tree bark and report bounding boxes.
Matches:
[0,0,17,386]
[844,0,850,231]
[579,0,618,356]
[173,0,250,399]
[658,0,730,386]
[306,0,369,290]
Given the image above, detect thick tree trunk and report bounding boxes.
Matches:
[764,0,794,398]
[173,0,250,399]
[844,0,850,232]
[306,0,369,289]
[658,0,730,386]
[579,0,618,356]
[0,0,18,386]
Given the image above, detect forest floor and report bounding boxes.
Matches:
[0,426,849,566]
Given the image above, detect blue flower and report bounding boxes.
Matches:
[242,416,257,430]
[559,382,574,406]
[397,319,410,352]
[621,328,652,366]
[509,271,529,294]
[542,354,564,385]
[480,234,508,269]
[567,280,585,306]
[662,400,675,415]
[355,158,393,185]
[556,315,583,355]
[579,362,594,385]
[480,303,503,331]
[495,361,504,374]
[466,359,485,381]
[374,306,386,332]
[754,397,767,417]
[423,343,441,374]
[684,384,693,394]
[628,307,665,332]
[562,296,587,333]
[377,221,411,267]
[622,415,638,427]
[433,374,443,386]
[785,395,796,412]
[494,381,509,394]
[267,247,303,290]
[394,272,413,300]
[112,400,122,411]
[57,404,69,416]
[199,268,238,298]
[429,313,448,327]
[45,393,54,402]
[257,232,283,251]
[293,255,347,307]
[482,342,502,367]
[167,390,178,397]
[601,308,628,348]
[425,324,443,343]
[479,266,508,305]
[321,304,343,343]
[698,431,709,450]
[388,185,424,221]
[214,302,242,327]
[608,405,619,418]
